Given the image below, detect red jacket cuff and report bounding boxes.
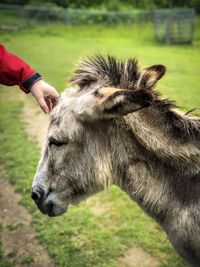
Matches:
[20,72,42,93]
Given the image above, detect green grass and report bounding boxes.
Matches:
[0,21,200,267]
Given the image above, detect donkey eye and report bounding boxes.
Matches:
[49,137,65,147]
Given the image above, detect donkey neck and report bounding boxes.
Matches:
[112,130,200,227]
[110,105,200,224]
[124,101,200,174]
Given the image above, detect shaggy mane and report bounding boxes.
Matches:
[153,99,200,141]
[70,55,200,141]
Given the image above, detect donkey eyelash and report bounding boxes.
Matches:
[48,137,65,147]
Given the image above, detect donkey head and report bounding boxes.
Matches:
[32,56,166,217]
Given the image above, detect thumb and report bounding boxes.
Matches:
[37,97,50,114]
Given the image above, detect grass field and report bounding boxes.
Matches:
[0,21,200,267]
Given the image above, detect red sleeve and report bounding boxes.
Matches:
[0,44,41,93]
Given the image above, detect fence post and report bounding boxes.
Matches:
[20,6,26,28]
[64,8,70,24]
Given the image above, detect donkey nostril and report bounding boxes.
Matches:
[31,191,40,201]
[31,187,45,202]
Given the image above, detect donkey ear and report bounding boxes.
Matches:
[75,87,153,121]
[138,65,166,90]
[93,87,153,119]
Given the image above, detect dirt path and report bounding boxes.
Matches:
[0,166,54,267]
[20,93,49,149]
[0,91,53,266]
[1,91,160,267]
[117,246,159,267]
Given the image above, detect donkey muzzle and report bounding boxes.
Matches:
[31,184,66,217]
[31,185,54,216]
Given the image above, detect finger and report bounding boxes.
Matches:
[45,96,53,111]
[52,89,59,97]
[47,90,59,98]
[37,97,50,114]
[45,96,60,110]
[48,94,60,101]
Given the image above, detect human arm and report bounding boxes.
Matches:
[0,44,59,113]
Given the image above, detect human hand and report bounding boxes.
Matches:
[30,79,59,114]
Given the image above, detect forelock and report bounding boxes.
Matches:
[70,55,140,89]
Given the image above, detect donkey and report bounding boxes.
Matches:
[32,55,200,266]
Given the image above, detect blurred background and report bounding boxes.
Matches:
[0,0,200,266]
